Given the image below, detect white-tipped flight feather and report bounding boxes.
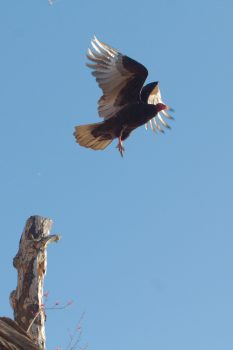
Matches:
[86,36,148,120]
[145,83,173,132]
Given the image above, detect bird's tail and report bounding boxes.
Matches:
[73,122,114,150]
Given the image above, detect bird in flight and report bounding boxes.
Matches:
[74,36,173,157]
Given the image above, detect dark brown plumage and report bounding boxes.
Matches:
[74,36,173,156]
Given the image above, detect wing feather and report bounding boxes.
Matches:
[141,82,173,132]
[87,36,148,120]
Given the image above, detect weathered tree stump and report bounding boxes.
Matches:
[1,215,61,350]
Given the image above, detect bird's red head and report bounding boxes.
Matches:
[155,103,169,113]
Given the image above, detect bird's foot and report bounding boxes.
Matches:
[117,139,125,157]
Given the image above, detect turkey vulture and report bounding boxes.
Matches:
[74,36,173,156]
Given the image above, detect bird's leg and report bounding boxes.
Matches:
[117,136,125,157]
[116,128,125,157]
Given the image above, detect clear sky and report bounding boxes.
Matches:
[0,0,233,349]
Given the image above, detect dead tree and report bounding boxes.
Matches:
[0,215,60,350]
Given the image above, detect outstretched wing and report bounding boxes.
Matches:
[87,36,148,120]
[141,82,174,132]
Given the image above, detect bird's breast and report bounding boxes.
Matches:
[119,103,157,128]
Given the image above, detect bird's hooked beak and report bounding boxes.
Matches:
[163,105,174,112]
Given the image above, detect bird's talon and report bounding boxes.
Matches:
[117,142,125,157]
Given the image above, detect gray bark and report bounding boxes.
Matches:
[0,317,40,350]
[8,215,61,349]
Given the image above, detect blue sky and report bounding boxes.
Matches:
[0,0,233,349]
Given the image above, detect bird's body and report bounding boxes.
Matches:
[74,37,173,156]
[94,102,166,139]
